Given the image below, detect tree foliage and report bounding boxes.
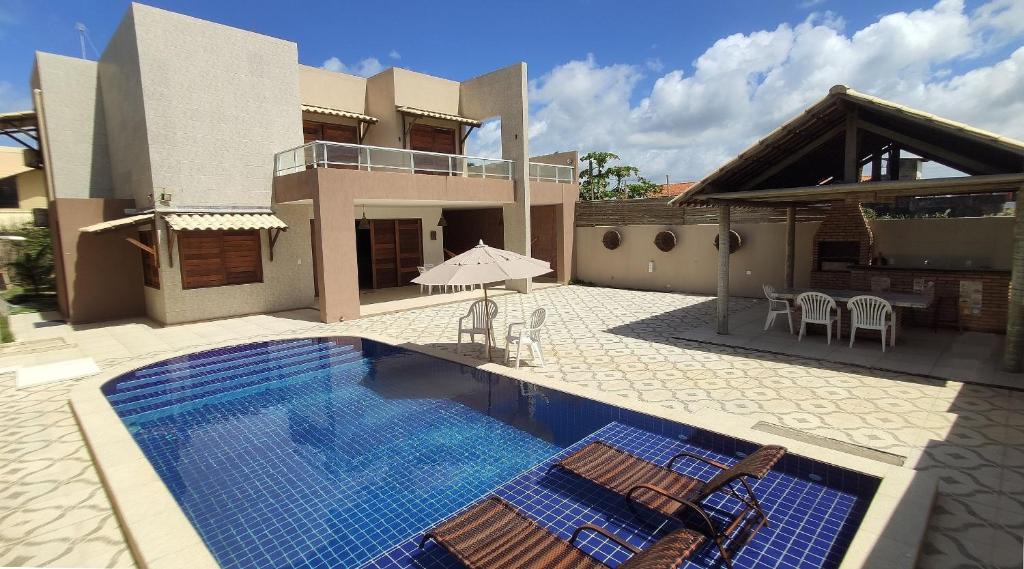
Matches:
[6,224,54,294]
[578,151,660,200]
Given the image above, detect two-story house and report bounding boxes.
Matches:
[32,3,579,325]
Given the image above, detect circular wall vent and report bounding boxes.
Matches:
[602,230,622,250]
[713,230,742,254]
[654,230,677,252]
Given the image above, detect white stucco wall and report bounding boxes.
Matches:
[130,3,302,209]
[33,53,116,200]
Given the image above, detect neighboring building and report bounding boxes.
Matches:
[0,146,46,229]
[653,182,696,199]
[32,2,579,325]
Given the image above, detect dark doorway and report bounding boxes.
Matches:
[442,208,504,257]
[355,221,373,290]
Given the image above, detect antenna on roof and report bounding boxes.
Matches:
[75,23,100,60]
[75,23,87,59]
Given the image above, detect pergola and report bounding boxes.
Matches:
[669,85,1024,371]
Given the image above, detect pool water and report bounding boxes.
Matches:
[103,337,878,569]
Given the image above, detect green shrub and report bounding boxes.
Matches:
[6,224,54,294]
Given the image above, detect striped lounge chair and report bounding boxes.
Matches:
[550,442,787,568]
[419,496,704,569]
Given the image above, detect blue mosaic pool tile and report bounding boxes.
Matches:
[103,338,878,569]
[366,422,876,569]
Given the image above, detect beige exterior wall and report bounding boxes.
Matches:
[32,53,116,200]
[128,3,301,209]
[870,216,1013,270]
[575,222,819,298]
[393,68,461,115]
[461,63,531,291]
[574,216,1016,297]
[147,203,315,324]
[298,65,367,113]
[0,148,47,219]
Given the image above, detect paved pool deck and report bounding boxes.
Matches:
[1,285,1021,568]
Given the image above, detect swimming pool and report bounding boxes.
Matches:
[102,337,878,569]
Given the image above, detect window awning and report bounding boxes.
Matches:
[163,213,288,231]
[79,214,154,234]
[301,105,379,124]
[396,106,482,128]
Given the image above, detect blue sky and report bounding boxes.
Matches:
[2,0,1022,180]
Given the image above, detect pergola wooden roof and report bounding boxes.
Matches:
[670,85,1024,205]
[673,85,1024,372]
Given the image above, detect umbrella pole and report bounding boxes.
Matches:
[483,284,492,362]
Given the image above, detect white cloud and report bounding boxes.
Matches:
[322,56,385,77]
[389,49,401,60]
[465,119,502,158]
[527,0,1024,182]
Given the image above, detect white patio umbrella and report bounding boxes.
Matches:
[412,240,552,361]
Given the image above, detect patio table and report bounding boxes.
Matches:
[775,288,933,344]
[775,288,932,309]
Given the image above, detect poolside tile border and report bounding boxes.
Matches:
[69,331,937,569]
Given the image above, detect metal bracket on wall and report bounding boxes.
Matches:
[268,227,286,261]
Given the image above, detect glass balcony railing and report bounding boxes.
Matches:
[273,141,514,180]
[528,162,575,183]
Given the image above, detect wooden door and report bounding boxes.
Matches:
[395,220,423,286]
[368,219,423,289]
[369,220,398,289]
[530,205,558,280]
[310,219,318,297]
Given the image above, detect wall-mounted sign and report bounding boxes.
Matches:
[959,280,983,316]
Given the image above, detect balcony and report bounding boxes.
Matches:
[528,162,575,184]
[274,141,514,180]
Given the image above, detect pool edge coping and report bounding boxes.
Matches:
[70,331,936,569]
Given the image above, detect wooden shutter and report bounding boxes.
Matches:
[139,230,160,289]
[395,220,423,286]
[179,230,263,289]
[302,121,323,143]
[369,220,398,289]
[409,124,455,174]
[222,231,263,284]
[322,123,358,143]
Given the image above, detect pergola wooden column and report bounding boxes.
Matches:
[670,85,1024,372]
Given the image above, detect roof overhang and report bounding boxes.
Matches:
[696,173,1024,205]
[301,105,379,124]
[671,85,1024,206]
[163,213,288,231]
[79,214,154,234]
[0,110,38,150]
[396,106,482,128]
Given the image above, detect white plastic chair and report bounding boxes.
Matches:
[762,284,793,333]
[796,292,840,344]
[417,267,435,295]
[457,299,498,353]
[505,308,547,368]
[848,295,895,352]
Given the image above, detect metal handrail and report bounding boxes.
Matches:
[274,141,514,180]
[528,162,575,183]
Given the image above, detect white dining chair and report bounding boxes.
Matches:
[795,291,840,344]
[505,307,547,368]
[762,284,793,333]
[416,267,435,295]
[848,295,895,351]
[457,299,498,353]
